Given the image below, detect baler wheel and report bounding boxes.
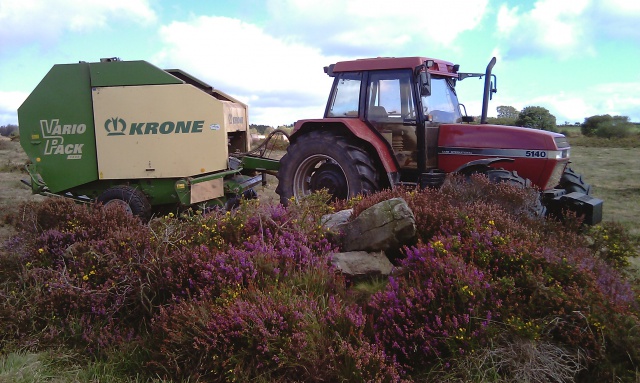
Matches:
[276,130,379,205]
[557,167,592,195]
[97,185,152,221]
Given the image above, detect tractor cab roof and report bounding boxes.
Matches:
[325,56,458,77]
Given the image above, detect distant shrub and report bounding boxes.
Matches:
[515,106,557,132]
[595,124,630,139]
[582,115,632,138]
[0,124,18,137]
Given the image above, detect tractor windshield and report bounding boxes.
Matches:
[422,77,462,123]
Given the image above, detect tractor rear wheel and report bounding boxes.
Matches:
[557,167,591,195]
[483,169,546,218]
[276,131,379,205]
[97,185,152,220]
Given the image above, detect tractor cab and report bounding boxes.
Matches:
[324,57,466,183]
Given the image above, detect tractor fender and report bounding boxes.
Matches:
[291,118,399,173]
[453,157,514,176]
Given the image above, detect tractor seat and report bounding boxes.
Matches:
[368,106,388,121]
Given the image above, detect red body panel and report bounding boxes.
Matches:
[438,124,568,189]
[439,124,562,149]
[293,118,398,173]
[332,57,457,77]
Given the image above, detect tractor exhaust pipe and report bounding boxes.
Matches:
[481,57,497,124]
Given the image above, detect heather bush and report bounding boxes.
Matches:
[587,221,638,270]
[1,199,329,351]
[1,180,639,382]
[1,194,337,355]
[151,276,405,382]
[345,180,638,379]
[2,199,157,350]
[349,174,543,243]
[369,243,495,367]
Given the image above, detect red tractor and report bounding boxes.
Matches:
[276,56,603,224]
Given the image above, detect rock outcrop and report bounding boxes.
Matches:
[322,198,416,278]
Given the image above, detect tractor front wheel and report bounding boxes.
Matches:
[557,167,591,195]
[276,131,379,205]
[97,185,152,220]
[483,169,546,218]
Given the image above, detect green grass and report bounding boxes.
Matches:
[0,349,173,383]
[0,352,57,383]
[567,146,640,238]
[569,134,640,148]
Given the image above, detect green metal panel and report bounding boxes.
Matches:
[18,63,98,193]
[89,61,183,87]
[242,155,281,171]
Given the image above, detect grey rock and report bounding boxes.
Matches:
[330,251,394,277]
[321,208,353,234]
[342,198,416,252]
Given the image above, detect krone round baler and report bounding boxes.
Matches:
[18,57,270,218]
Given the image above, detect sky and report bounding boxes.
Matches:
[1,0,639,127]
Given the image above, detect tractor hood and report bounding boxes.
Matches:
[438,123,567,150]
[437,123,570,188]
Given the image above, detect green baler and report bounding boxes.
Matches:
[19,57,278,218]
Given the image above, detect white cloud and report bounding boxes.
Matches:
[495,0,590,59]
[495,0,640,59]
[265,0,489,55]
[0,0,156,51]
[589,0,640,40]
[496,5,519,34]
[0,91,28,125]
[533,95,591,123]
[155,16,340,126]
[153,0,493,126]
[591,82,640,119]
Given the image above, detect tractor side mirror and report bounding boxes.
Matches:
[461,116,475,123]
[420,71,431,96]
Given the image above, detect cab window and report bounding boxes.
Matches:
[366,69,415,122]
[422,77,462,123]
[327,72,361,117]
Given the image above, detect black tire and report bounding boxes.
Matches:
[484,168,531,187]
[97,185,152,220]
[276,130,379,205]
[483,169,546,218]
[557,167,591,195]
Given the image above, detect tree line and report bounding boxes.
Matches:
[0,124,18,137]
[485,106,636,138]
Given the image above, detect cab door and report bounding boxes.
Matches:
[364,69,422,170]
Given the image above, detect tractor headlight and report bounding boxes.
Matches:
[549,149,570,159]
